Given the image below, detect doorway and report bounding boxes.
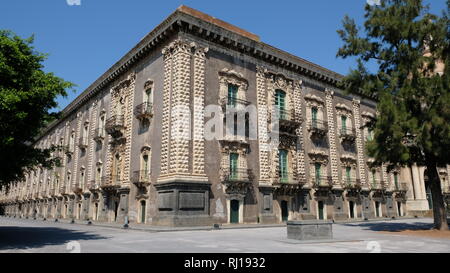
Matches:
[397,202,402,217]
[140,200,146,223]
[114,201,119,222]
[375,201,381,217]
[281,200,288,222]
[349,201,355,219]
[318,201,325,220]
[230,200,239,224]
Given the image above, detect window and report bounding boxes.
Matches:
[311,107,318,127]
[394,173,399,189]
[96,167,102,182]
[227,84,238,106]
[279,149,288,181]
[345,167,351,184]
[275,89,286,119]
[229,153,239,180]
[314,163,321,184]
[144,88,152,104]
[341,115,347,132]
[142,155,149,175]
[372,170,377,186]
[367,128,374,141]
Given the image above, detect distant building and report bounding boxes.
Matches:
[0,6,449,225]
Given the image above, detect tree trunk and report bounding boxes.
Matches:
[425,161,449,231]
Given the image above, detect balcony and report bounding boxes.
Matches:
[72,184,83,194]
[105,115,125,138]
[220,168,252,194]
[272,109,302,134]
[59,186,67,195]
[65,143,75,155]
[343,177,361,191]
[273,172,304,195]
[307,120,328,137]
[393,182,408,193]
[370,180,385,192]
[78,137,88,149]
[49,188,56,197]
[312,175,333,189]
[339,127,357,142]
[134,102,153,121]
[87,180,99,192]
[131,171,151,188]
[100,175,122,190]
[219,97,251,112]
[93,128,105,142]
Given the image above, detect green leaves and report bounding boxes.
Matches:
[0,30,74,184]
[337,0,450,167]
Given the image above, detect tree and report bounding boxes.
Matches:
[336,0,450,230]
[0,30,73,188]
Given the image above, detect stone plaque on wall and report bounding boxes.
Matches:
[179,192,205,210]
[158,191,175,211]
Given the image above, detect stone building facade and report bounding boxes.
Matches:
[1,6,449,225]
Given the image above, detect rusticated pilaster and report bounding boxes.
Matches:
[192,46,208,176]
[325,89,340,187]
[293,81,307,185]
[256,66,271,185]
[352,99,367,188]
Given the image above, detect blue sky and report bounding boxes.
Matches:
[0,0,447,111]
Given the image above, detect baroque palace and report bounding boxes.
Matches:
[0,6,449,226]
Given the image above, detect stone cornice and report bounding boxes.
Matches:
[37,5,376,142]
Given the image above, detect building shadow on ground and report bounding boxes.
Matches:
[342,219,450,232]
[0,226,108,251]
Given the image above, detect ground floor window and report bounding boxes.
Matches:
[140,200,146,224]
[281,200,288,222]
[318,201,325,220]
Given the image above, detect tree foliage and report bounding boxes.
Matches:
[337,0,450,229]
[0,30,73,186]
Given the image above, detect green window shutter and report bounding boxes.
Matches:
[228,84,238,106]
[394,173,399,189]
[279,150,288,181]
[275,90,286,119]
[315,163,321,183]
[341,115,347,132]
[230,153,239,179]
[346,167,351,184]
[145,88,152,104]
[312,107,318,127]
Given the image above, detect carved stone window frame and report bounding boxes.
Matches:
[218,68,248,104]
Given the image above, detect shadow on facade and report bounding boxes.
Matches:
[0,226,108,250]
[342,220,450,232]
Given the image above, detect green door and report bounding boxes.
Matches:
[229,153,238,180]
[275,90,286,119]
[228,84,238,106]
[281,201,288,222]
[279,150,288,182]
[230,200,239,224]
[318,201,324,220]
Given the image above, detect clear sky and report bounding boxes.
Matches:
[0,0,447,111]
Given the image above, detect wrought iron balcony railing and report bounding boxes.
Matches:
[105,115,125,137]
[134,102,153,120]
[94,128,105,141]
[78,137,88,149]
[307,120,328,136]
[370,180,385,191]
[393,182,408,192]
[72,184,83,194]
[220,97,251,110]
[312,175,333,188]
[100,175,122,189]
[87,180,99,191]
[131,170,151,187]
[339,127,357,141]
[343,177,361,190]
[221,168,251,183]
[59,186,67,195]
[275,172,298,184]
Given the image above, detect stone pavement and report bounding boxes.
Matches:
[0,216,449,253]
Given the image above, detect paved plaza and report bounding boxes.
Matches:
[0,217,449,253]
